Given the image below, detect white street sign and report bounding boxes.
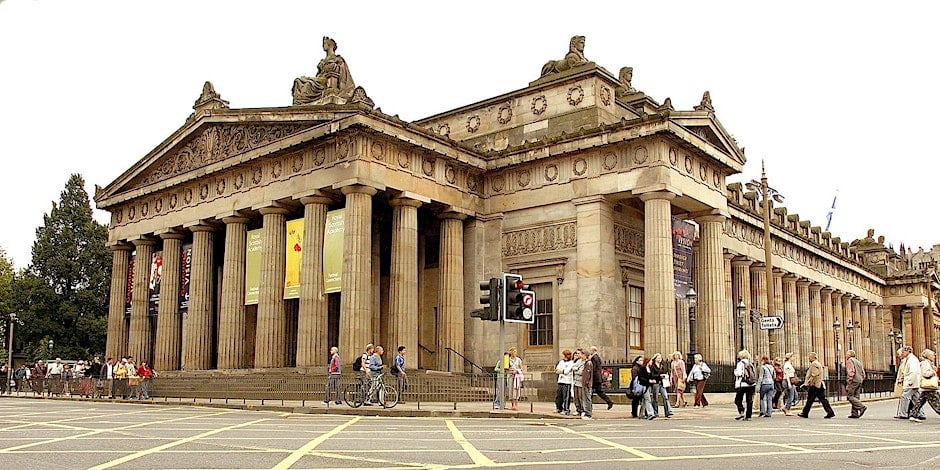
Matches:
[758,316,784,330]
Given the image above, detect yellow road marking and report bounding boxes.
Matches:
[447,419,496,466]
[87,417,269,470]
[0,407,169,432]
[801,427,914,444]
[309,450,444,469]
[272,416,361,470]
[679,428,810,452]
[549,424,656,460]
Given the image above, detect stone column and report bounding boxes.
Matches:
[254,206,290,368]
[831,292,845,366]
[217,216,249,370]
[154,232,184,371]
[184,224,215,370]
[731,257,752,355]
[781,274,797,360]
[295,196,331,367]
[339,185,377,365]
[808,283,823,361]
[438,212,466,372]
[795,279,812,369]
[771,270,784,356]
[911,305,927,355]
[696,215,726,367]
[722,251,735,365]
[854,297,871,367]
[128,238,155,363]
[750,263,768,355]
[639,192,677,356]
[820,288,834,372]
[106,244,133,360]
[388,196,422,369]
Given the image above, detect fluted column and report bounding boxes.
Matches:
[128,238,155,363]
[722,251,735,365]
[855,298,871,367]
[217,216,249,369]
[731,257,753,355]
[106,244,133,360]
[184,225,215,370]
[339,185,377,365]
[640,191,677,356]
[911,305,927,355]
[154,232,184,371]
[820,288,834,372]
[388,197,422,368]
[781,274,797,360]
[772,270,784,357]
[750,263,768,355]
[438,212,466,372]
[254,207,290,368]
[294,196,331,367]
[841,294,853,352]
[696,215,726,366]
[796,279,812,369]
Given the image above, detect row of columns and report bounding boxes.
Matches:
[106,185,467,371]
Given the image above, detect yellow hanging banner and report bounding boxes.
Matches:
[323,209,345,293]
[284,218,304,299]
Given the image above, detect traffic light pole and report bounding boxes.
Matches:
[495,317,506,409]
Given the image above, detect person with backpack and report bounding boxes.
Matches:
[771,356,791,415]
[845,349,867,418]
[733,349,756,421]
[797,351,835,419]
[355,344,374,388]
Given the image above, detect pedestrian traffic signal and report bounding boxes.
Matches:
[503,274,536,324]
[471,277,501,321]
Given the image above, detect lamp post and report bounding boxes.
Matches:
[736,297,746,352]
[833,318,841,399]
[687,288,697,366]
[6,313,17,374]
[745,161,785,358]
[846,320,855,352]
[888,330,897,374]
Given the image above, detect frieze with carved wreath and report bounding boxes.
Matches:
[502,221,577,257]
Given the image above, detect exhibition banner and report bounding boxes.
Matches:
[284,218,304,299]
[148,251,163,316]
[124,255,134,319]
[244,229,262,305]
[672,217,695,299]
[179,243,192,314]
[323,208,345,293]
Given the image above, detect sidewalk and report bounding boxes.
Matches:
[1,391,897,420]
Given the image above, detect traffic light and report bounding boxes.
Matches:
[503,274,536,323]
[471,277,501,321]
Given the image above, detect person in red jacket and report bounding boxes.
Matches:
[136,361,154,400]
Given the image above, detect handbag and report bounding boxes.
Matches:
[789,376,800,385]
[661,374,671,388]
[921,376,939,390]
[630,377,647,396]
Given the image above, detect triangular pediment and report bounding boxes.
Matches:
[670,113,746,170]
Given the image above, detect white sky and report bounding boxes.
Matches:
[1,0,938,269]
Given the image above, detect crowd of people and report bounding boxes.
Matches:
[0,356,154,401]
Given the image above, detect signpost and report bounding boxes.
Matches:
[758,316,784,330]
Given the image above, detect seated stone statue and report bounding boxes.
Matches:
[540,35,587,77]
[292,36,356,105]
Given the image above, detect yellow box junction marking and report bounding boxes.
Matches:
[447,419,496,466]
[272,416,361,470]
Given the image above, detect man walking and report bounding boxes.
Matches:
[845,350,867,418]
[393,346,408,404]
[798,352,835,419]
[365,346,384,406]
[896,346,925,421]
[589,346,613,410]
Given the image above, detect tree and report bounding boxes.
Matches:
[16,174,110,360]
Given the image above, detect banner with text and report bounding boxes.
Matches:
[244,229,262,305]
[148,251,163,316]
[672,217,695,299]
[323,208,345,293]
[284,218,304,299]
[124,255,134,319]
[179,243,192,314]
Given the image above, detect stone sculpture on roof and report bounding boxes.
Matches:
[616,66,637,97]
[292,36,357,105]
[694,91,714,112]
[540,35,588,77]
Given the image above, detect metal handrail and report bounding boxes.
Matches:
[418,343,435,355]
[443,347,489,375]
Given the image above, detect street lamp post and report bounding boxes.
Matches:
[746,161,785,359]
[846,320,855,352]
[687,288,697,367]
[736,297,746,352]
[833,318,841,400]
[888,330,897,374]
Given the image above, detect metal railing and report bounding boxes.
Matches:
[443,347,488,374]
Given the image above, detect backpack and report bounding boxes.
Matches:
[352,356,363,372]
[742,361,756,386]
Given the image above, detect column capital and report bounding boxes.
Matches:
[439,211,467,221]
[389,197,424,209]
[258,206,291,216]
[796,278,812,287]
[572,195,609,206]
[695,214,727,224]
[130,237,158,247]
[221,216,251,225]
[782,273,799,282]
[731,256,753,267]
[158,230,186,241]
[638,190,677,203]
[299,195,333,206]
[772,268,786,279]
[820,286,834,294]
[339,183,379,197]
[109,242,134,252]
[749,262,766,271]
[187,224,218,233]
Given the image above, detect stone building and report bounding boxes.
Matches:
[95,36,939,377]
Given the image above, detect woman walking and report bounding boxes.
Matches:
[647,353,674,418]
[734,350,756,421]
[687,353,711,407]
[571,349,587,417]
[554,350,574,415]
[629,355,646,418]
[757,355,775,417]
[670,351,687,408]
[910,349,940,420]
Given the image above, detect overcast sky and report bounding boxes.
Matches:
[1,1,938,268]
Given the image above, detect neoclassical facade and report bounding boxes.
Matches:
[95,36,939,375]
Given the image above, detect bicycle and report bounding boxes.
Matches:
[343,372,398,408]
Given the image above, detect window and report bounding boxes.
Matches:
[528,283,553,346]
[628,286,644,349]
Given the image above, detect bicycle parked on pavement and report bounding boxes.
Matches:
[343,371,398,408]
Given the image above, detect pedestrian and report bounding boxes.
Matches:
[687,353,710,407]
[114,358,129,399]
[393,346,408,403]
[782,352,797,414]
[137,361,153,400]
[0,364,8,395]
[647,353,673,418]
[797,351,835,419]
[896,346,925,421]
[589,346,614,410]
[356,344,373,389]
[571,348,587,417]
[670,351,687,408]
[508,347,524,411]
[579,349,594,419]
[734,349,756,421]
[844,350,867,418]
[324,346,342,405]
[554,349,574,414]
[910,349,940,421]
[629,355,646,417]
[365,345,384,406]
[757,355,775,417]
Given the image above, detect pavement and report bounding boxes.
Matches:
[0,390,897,420]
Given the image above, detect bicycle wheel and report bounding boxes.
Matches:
[379,384,399,409]
[343,383,363,408]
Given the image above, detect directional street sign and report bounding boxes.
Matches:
[758,316,784,330]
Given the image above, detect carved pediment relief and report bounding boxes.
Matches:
[687,125,727,153]
[126,122,312,191]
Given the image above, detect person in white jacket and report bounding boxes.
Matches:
[897,346,926,420]
[554,350,574,415]
[910,349,940,422]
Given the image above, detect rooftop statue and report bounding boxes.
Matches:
[292,36,356,105]
[693,91,714,112]
[615,66,637,98]
[540,35,588,77]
